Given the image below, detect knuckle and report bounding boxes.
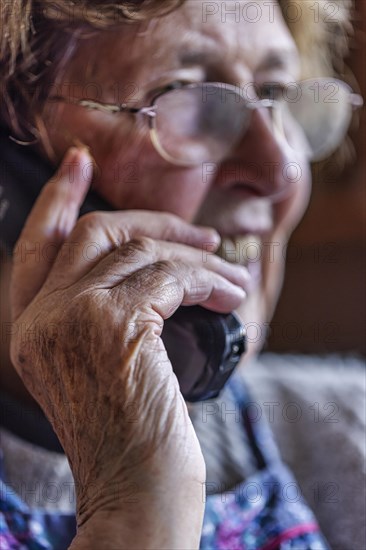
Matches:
[117,236,155,265]
[140,260,182,291]
[149,261,183,302]
[152,259,181,278]
[128,236,155,254]
[75,212,105,235]
[122,260,182,301]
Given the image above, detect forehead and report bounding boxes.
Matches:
[147,0,296,70]
[164,0,298,71]
[74,0,299,89]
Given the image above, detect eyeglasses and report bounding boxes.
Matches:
[50,78,363,166]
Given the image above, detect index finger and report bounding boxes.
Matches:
[11,147,93,321]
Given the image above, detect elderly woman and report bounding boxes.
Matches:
[0,0,363,548]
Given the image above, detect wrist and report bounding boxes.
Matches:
[71,473,206,550]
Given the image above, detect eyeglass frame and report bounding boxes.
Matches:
[49,78,363,166]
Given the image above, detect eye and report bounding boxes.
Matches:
[164,80,195,92]
[258,83,286,101]
[154,79,197,94]
[147,79,197,103]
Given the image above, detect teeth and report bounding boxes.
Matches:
[217,235,262,266]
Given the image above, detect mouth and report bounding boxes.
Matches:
[217,234,263,291]
[217,234,262,264]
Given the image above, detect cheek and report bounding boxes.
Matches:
[45,107,212,220]
[96,158,210,221]
[90,124,212,221]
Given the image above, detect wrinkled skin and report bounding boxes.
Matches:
[10,148,249,540]
[7,1,312,547]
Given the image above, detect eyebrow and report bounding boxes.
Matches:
[178,47,299,73]
[179,50,219,67]
[257,49,300,71]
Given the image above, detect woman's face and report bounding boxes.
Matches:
[43,0,312,355]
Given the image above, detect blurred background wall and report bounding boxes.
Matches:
[267,2,365,355]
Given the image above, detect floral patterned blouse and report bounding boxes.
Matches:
[0,378,329,550]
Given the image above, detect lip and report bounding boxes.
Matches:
[218,230,262,261]
[228,183,267,198]
[215,233,264,294]
[216,227,272,243]
[204,182,274,237]
[219,229,269,239]
[213,180,268,201]
[212,211,273,238]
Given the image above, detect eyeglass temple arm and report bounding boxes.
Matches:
[249,95,364,111]
[49,96,157,117]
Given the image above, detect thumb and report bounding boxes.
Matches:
[11,147,93,321]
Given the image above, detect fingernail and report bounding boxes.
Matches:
[210,229,221,245]
[62,146,79,163]
[57,147,93,200]
[73,139,98,171]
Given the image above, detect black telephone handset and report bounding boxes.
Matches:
[0,131,246,401]
[161,306,246,401]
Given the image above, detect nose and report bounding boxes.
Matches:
[216,106,303,201]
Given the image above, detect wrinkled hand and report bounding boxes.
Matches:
[9,148,248,535]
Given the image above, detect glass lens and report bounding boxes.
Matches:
[151,84,252,165]
[283,78,353,161]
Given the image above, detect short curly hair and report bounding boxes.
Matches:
[0,0,353,143]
